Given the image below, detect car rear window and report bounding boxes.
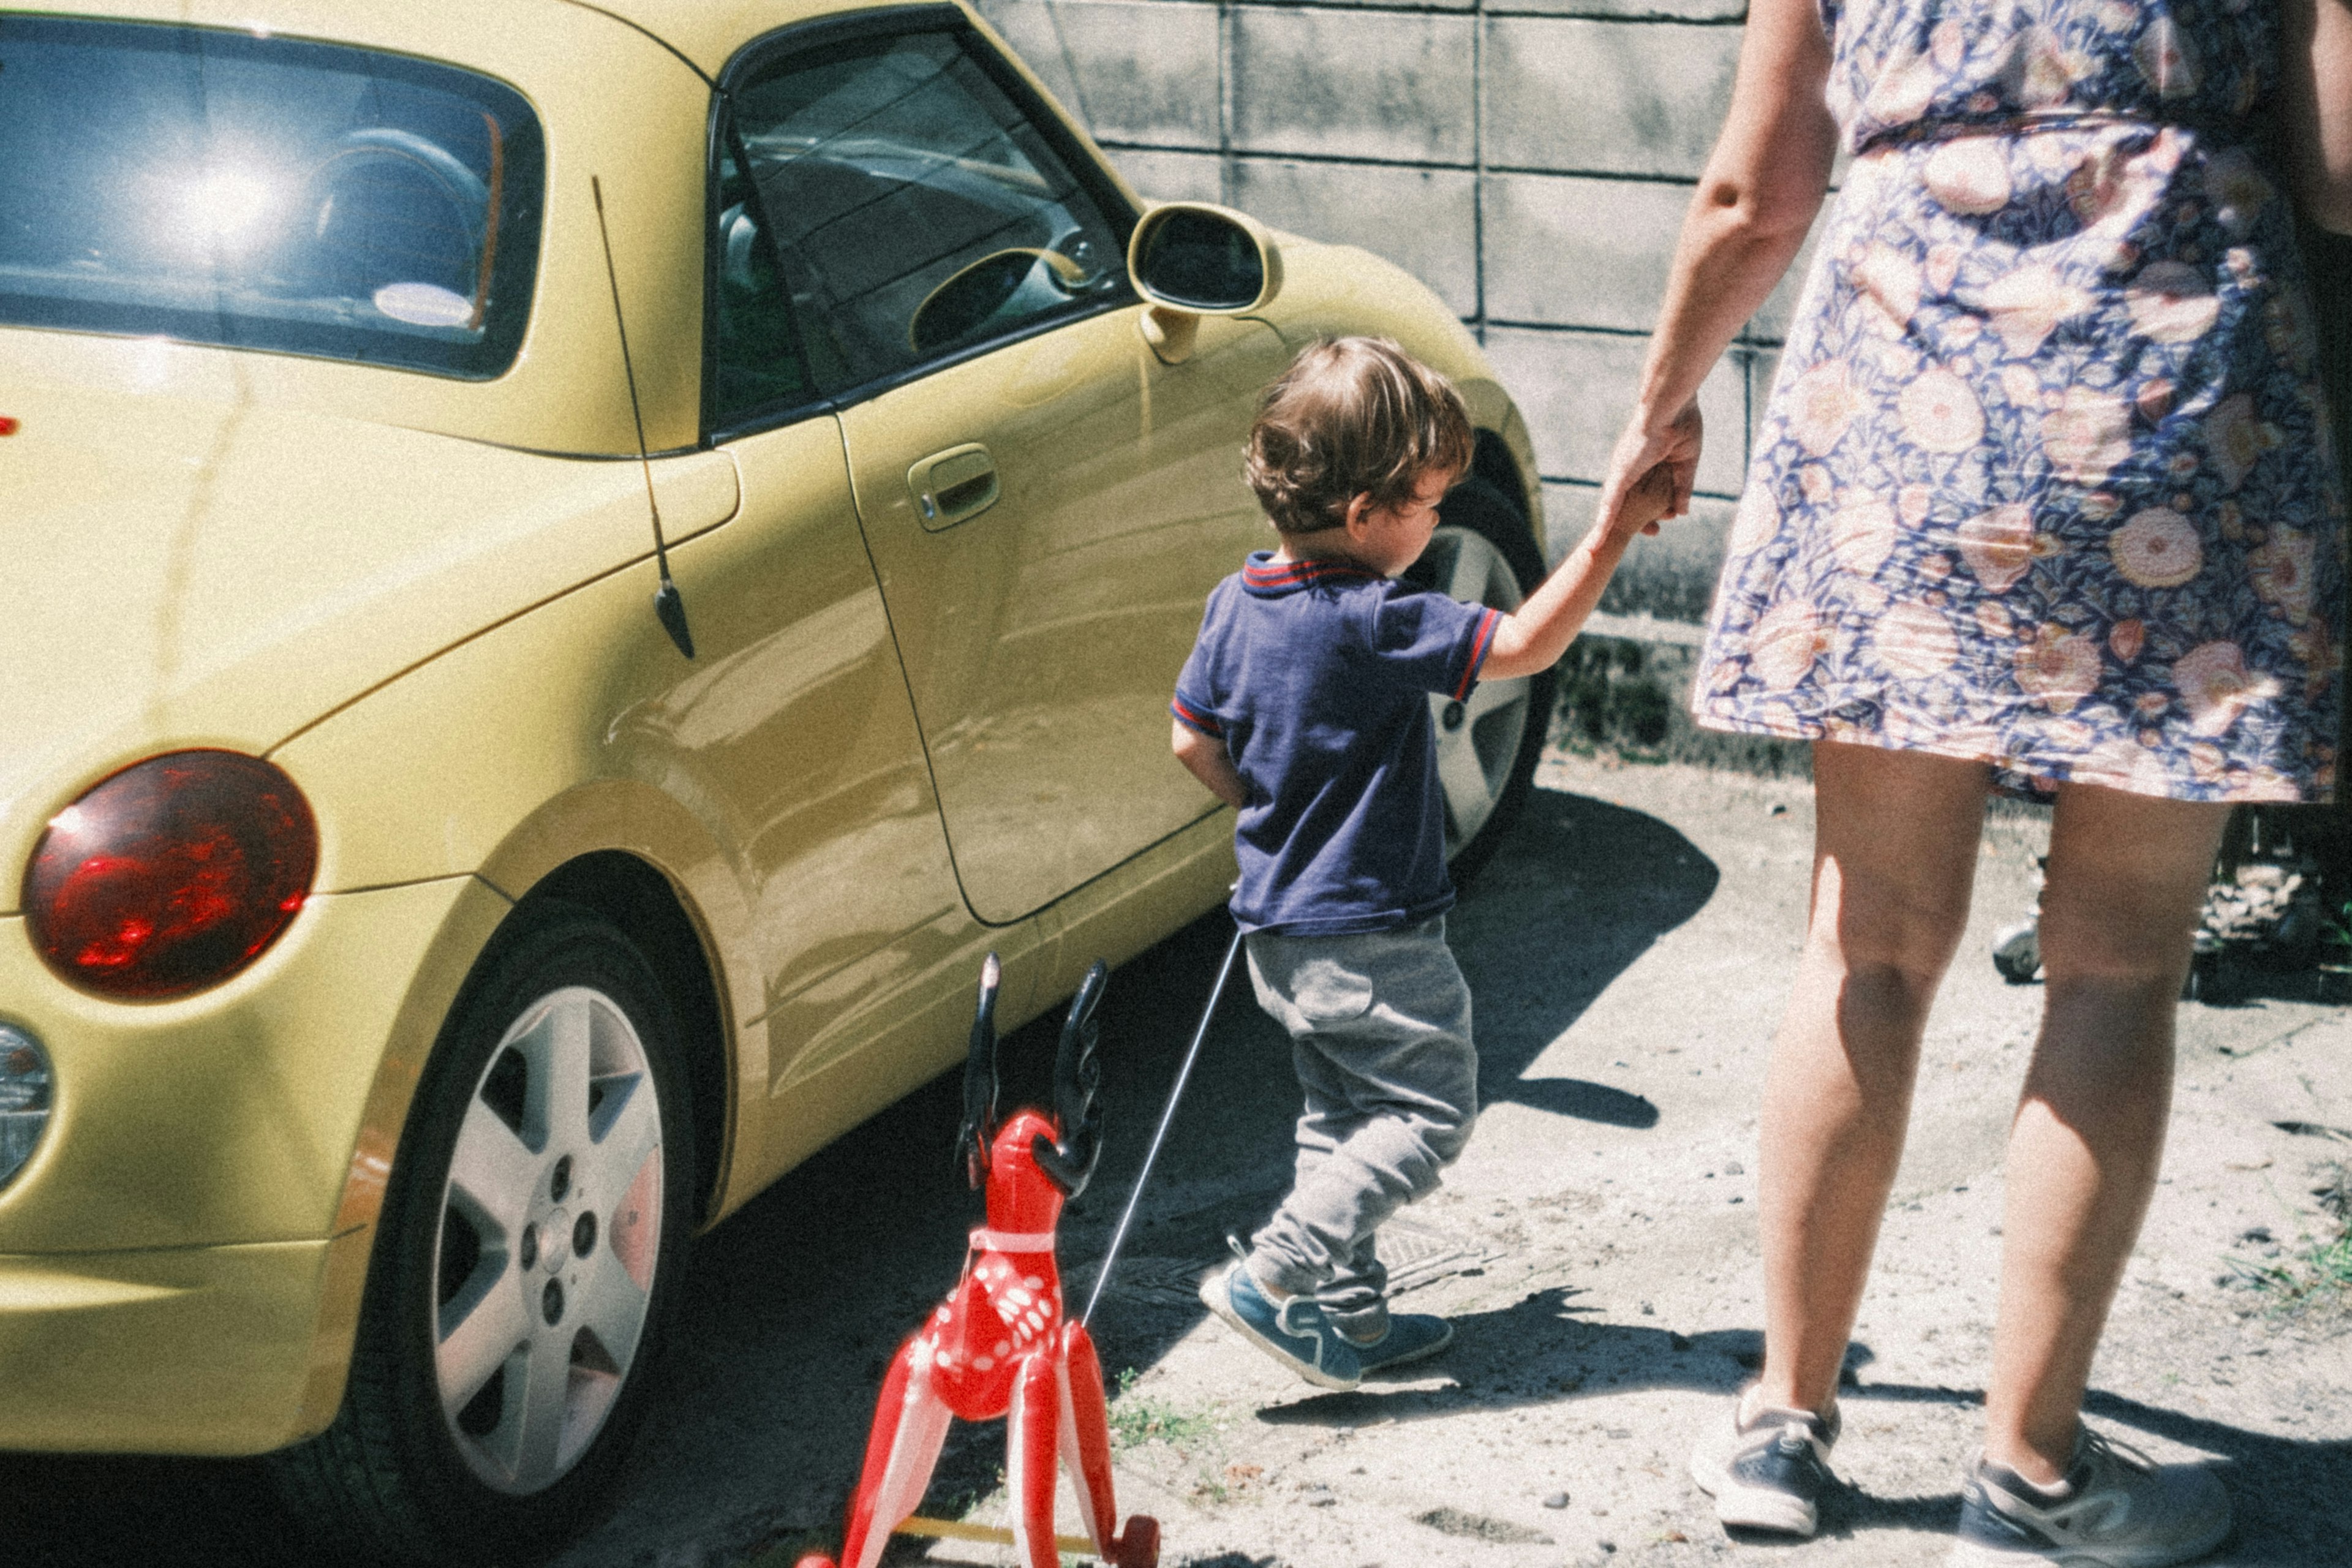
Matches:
[0,17,543,379]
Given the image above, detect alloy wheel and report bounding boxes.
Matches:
[431,985,665,1495]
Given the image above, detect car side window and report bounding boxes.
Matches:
[709,120,832,426]
[726,29,1128,396]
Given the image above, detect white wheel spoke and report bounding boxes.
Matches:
[1436,533,1518,609]
[1464,670,1529,723]
[437,1280,530,1419]
[527,992,595,1152]
[582,1076,660,1200]
[508,1329,573,1492]
[446,1099,540,1241]
[1436,720,1499,840]
[570,1254,653,1381]
[1431,538,1482,602]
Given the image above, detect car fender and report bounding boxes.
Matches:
[273,579,764,1178]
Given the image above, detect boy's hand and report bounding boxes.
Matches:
[1482,454,1679,682]
[1594,399,1700,545]
[1612,462,1679,541]
[1172,719,1250,811]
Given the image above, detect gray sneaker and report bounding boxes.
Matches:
[1690,1393,1841,1536]
[1950,1428,2230,1567]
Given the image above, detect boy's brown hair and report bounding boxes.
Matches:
[1245,337,1474,534]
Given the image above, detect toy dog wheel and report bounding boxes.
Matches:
[1109,1515,1160,1567]
[790,1556,837,1568]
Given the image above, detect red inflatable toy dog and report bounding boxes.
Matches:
[797,956,1158,1568]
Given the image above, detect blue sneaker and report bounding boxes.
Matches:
[1198,1259,1362,1390]
[1343,1311,1453,1373]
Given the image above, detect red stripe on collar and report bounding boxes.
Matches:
[1243,555,1381,590]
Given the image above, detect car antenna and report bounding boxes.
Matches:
[591,175,695,660]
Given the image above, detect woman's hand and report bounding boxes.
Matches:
[1596,399,1702,544]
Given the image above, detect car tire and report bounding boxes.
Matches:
[1408,473,1556,889]
[271,902,696,1564]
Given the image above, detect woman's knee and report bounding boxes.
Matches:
[2039,785,2226,982]
[1805,744,1987,983]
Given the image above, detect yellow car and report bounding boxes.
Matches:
[0,0,1548,1556]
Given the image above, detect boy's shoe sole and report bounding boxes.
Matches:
[1197,1261,1361,1391]
[1348,1312,1452,1373]
[1947,1430,2230,1568]
[1689,1396,1839,1537]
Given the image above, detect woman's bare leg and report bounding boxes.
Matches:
[1979,783,2226,1483]
[1751,741,1991,1416]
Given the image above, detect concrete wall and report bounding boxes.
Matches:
[981,0,1815,624]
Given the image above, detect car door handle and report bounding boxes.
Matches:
[908,443,1000,531]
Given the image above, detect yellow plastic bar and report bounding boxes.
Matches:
[892,1514,1095,1555]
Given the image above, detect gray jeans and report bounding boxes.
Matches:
[1242,917,1479,1338]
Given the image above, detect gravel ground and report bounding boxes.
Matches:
[7,754,2346,1568]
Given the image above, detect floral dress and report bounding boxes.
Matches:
[1697,0,2345,802]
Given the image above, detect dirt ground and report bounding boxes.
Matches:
[6,754,2346,1568]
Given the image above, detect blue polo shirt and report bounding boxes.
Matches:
[1172,551,1501,937]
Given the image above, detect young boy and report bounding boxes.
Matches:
[1171,337,1673,1390]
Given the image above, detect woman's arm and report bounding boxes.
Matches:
[2280,0,2352,233]
[1594,0,1840,533]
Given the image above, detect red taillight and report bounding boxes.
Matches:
[23,752,317,1000]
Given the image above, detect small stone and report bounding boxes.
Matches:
[1543,1491,1571,1509]
[1722,1160,1744,1175]
[1768,802,1789,816]
[1638,1301,1655,1316]
[1607,1428,1632,1439]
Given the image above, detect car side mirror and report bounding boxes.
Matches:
[1126,203,1283,365]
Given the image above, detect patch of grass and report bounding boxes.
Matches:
[2223,1159,2352,1316]
[1107,1367,1216,1451]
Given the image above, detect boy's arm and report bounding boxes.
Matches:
[1481,466,1676,682]
[1172,718,1250,810]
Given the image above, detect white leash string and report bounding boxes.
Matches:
[1080,922,1243,1328]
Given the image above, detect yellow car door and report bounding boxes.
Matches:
[728,18,1289,926]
